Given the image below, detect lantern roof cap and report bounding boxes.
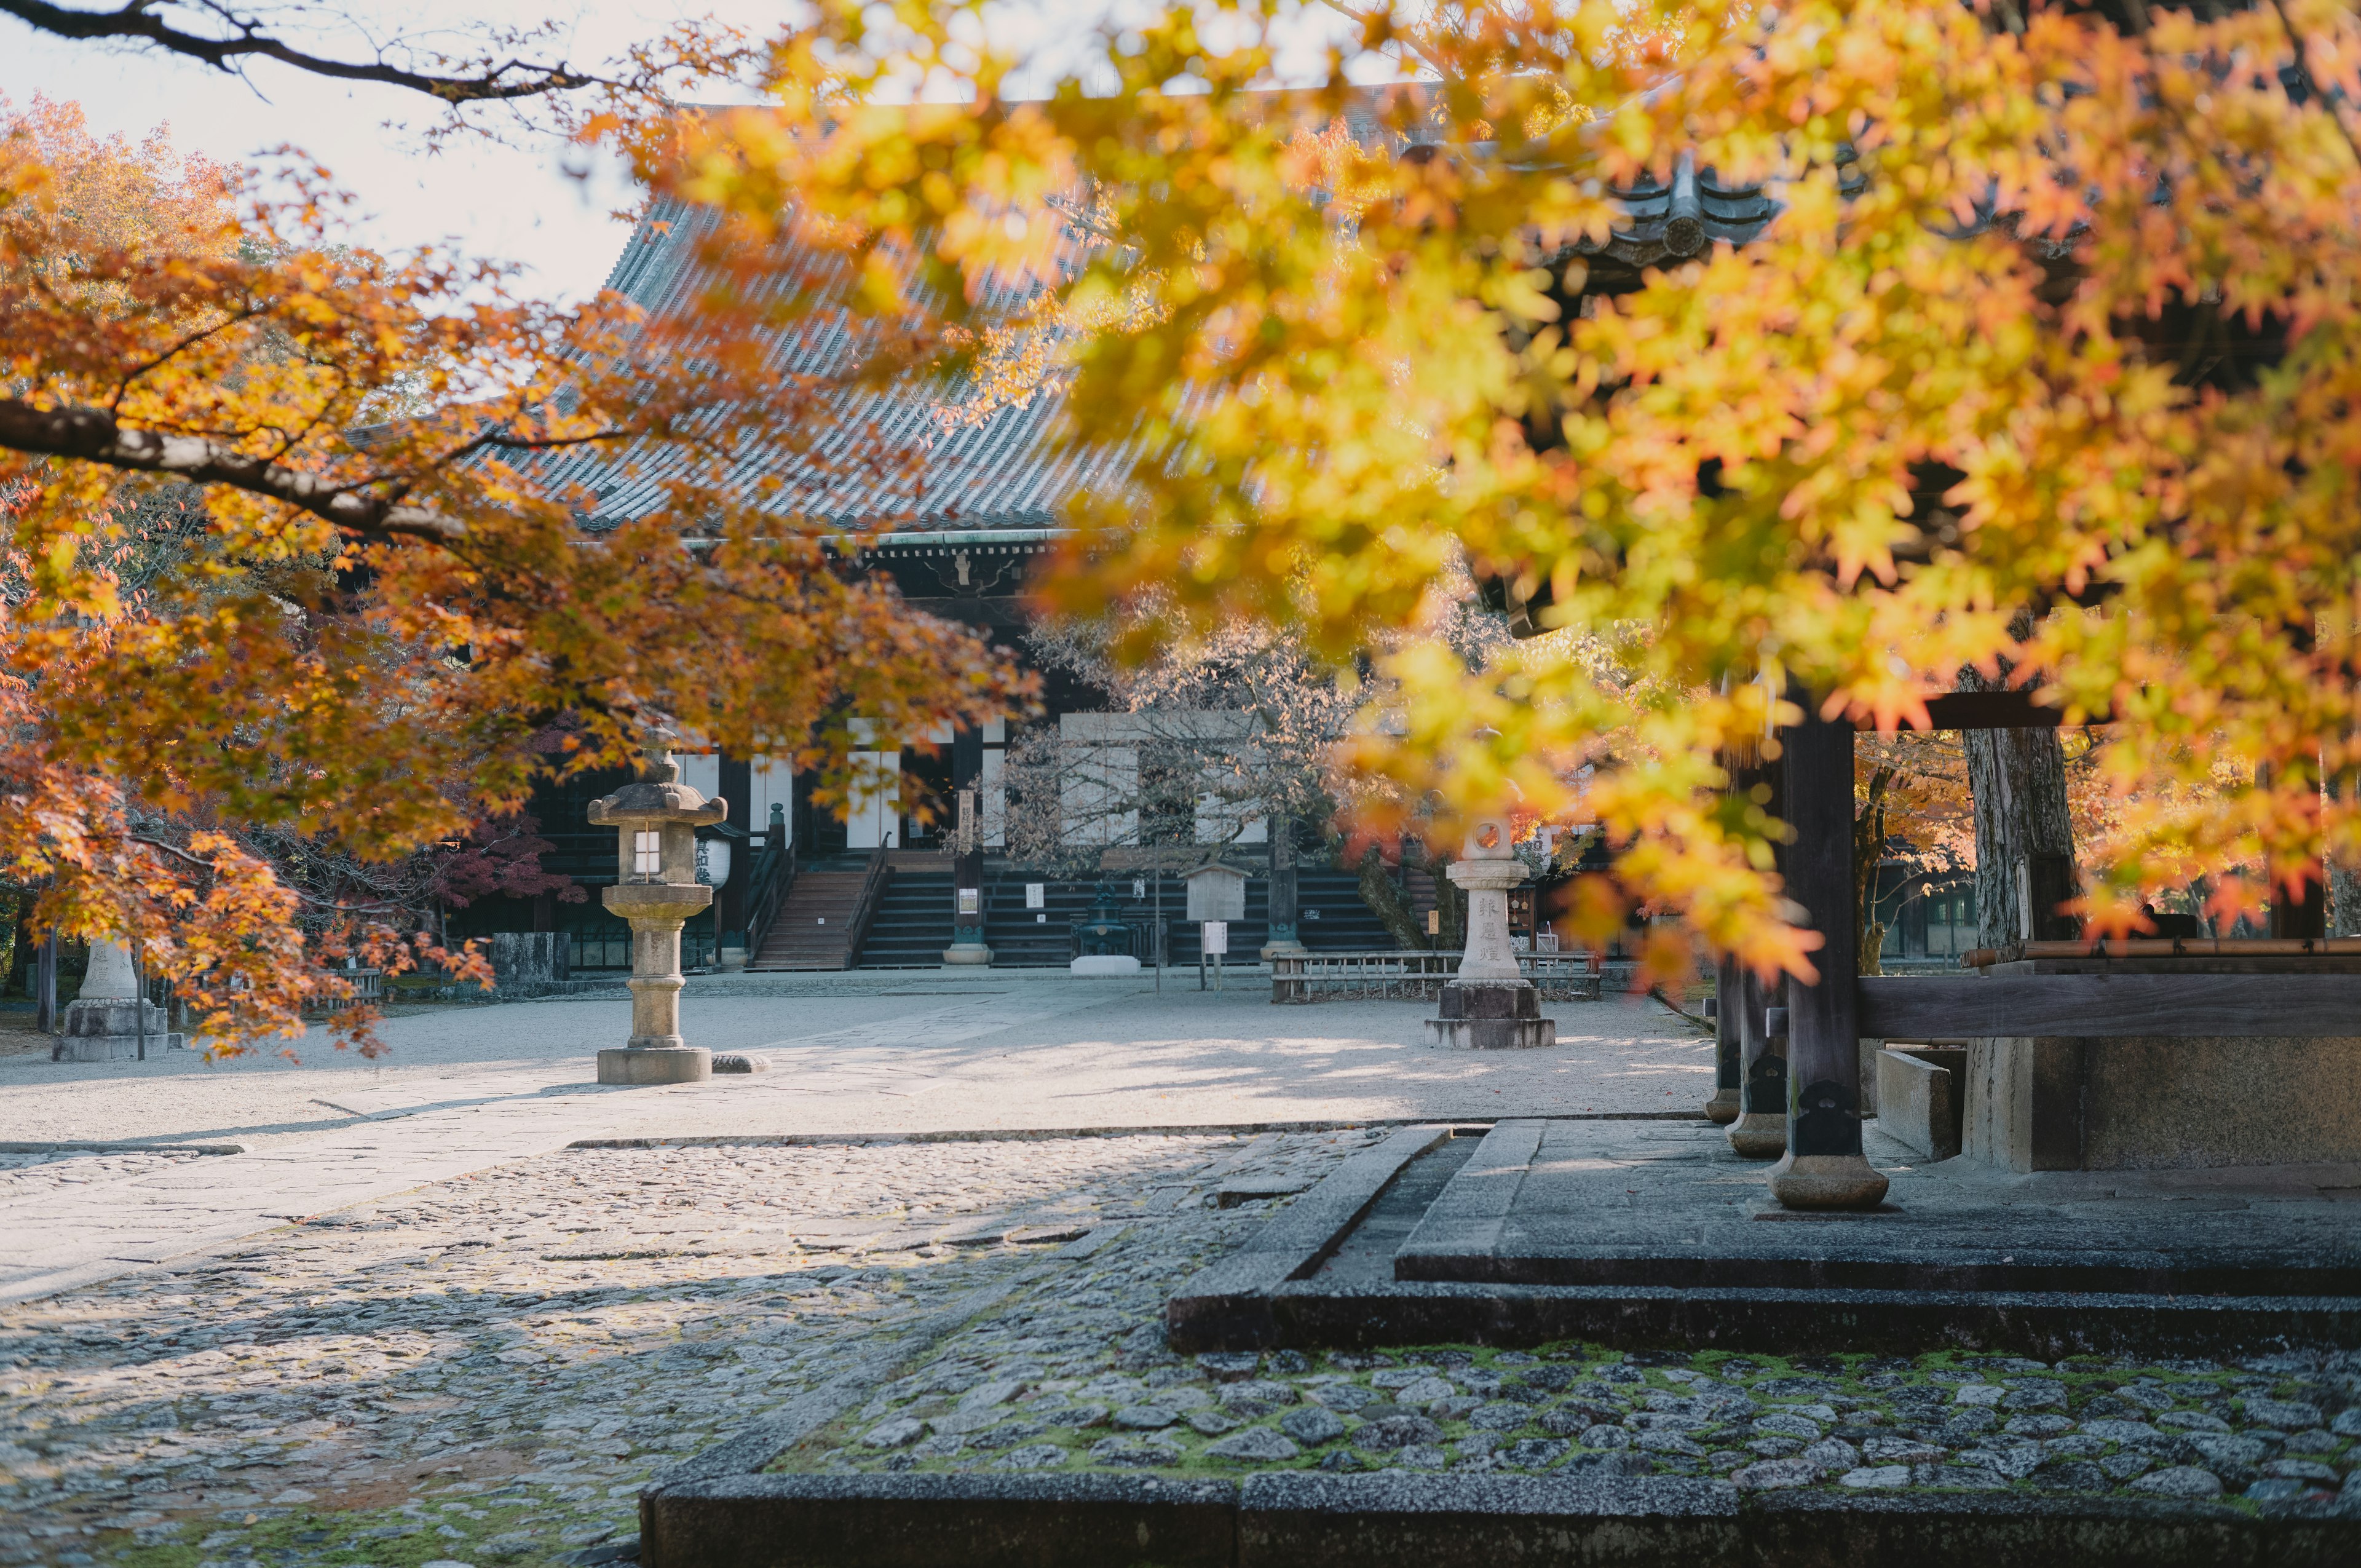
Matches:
[587,735,727,826]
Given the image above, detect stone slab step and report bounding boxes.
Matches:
[639,1469,2360,1568]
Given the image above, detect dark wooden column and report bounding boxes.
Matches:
[714,753,752,959]
[1726,753,1786,1155]
[1768,703,1889,1209]
[944,726,990,964]
[1707,950,1742,1123]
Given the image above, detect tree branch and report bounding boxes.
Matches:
[0,398,467,544]
[0,0,611,103]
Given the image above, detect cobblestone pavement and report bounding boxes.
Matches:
[0,1130,1382,1568]
[787,1187,2361,1512]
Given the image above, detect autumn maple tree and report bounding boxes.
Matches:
[620,0,2361,979]
[14,0,2361,1028]
[0,89,1029,1053]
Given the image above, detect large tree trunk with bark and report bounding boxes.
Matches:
[1854,764,1893,977]
[2331,770,2361,935]
[1356,842,1430,949]
[1958,633,2080,949]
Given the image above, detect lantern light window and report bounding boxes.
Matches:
[633,830,662,875]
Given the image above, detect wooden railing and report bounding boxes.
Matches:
[839,845,895,969]
[1271,951,1604,1004]
[742,822,798,962]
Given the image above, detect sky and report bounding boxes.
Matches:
[0,2,733,303]
[3,1,1372,306]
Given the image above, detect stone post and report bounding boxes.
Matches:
[1425,817,1557,1050]
[1768,705,1889,1209]
[588,751,727,1085]
[58,936,181,1060]
[1705,951,1742,1124]
[1261,815,1307,960]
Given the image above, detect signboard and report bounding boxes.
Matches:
[957,887,979,915]
[1184,864,1247,922]
[1026,882,1045,909]
[1201,921,1229,956]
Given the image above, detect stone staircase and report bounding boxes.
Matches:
[747,869,871,970]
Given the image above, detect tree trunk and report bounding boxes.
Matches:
[1356,843,1429,949]
[1854,764,1892,977]
[1959,633,2079,949]
[2331,769,2361,935]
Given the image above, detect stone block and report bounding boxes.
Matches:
[1960,1034,2361,1171]
[1961,1038,2086,1173]
[487,931,569,994]
[597,1045,711,1085]
[1877,1048,1964,1161]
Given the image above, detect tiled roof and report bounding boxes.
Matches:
[525,196,1135,534]
[545,98,1779,534]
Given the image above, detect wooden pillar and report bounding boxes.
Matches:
[1727,965,1787,1156]
[1768,703,1889,1210]
[944,726,991,965]
[715,751,753,960]
[1725,753,1786,1155]
[1706,950,1742,1123]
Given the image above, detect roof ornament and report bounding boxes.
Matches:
[1664,152,1706,259]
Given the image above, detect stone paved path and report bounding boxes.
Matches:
[0,977,1704,1307]
[0,973,1707,1151]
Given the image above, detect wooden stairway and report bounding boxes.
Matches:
[748,869,871,970]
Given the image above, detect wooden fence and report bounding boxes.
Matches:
[1271,951,1604,1004]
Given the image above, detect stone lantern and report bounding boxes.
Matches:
[1426,816,1557,1050]
[587,750,727,1085]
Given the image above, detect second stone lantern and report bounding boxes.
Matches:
[587,748,727,1085]
[1426,817,1557,1050]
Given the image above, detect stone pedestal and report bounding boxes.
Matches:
[57,939,181,1059]
[1426,826,1556,1050]
[1426,978,1556,1050]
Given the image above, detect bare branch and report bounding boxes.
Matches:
[0,397,467,544]
[0,0,612,104]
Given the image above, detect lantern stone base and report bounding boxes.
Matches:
[56,998,183,1059]
[598,1045,711,1085]
[1425,980,1557,1050]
